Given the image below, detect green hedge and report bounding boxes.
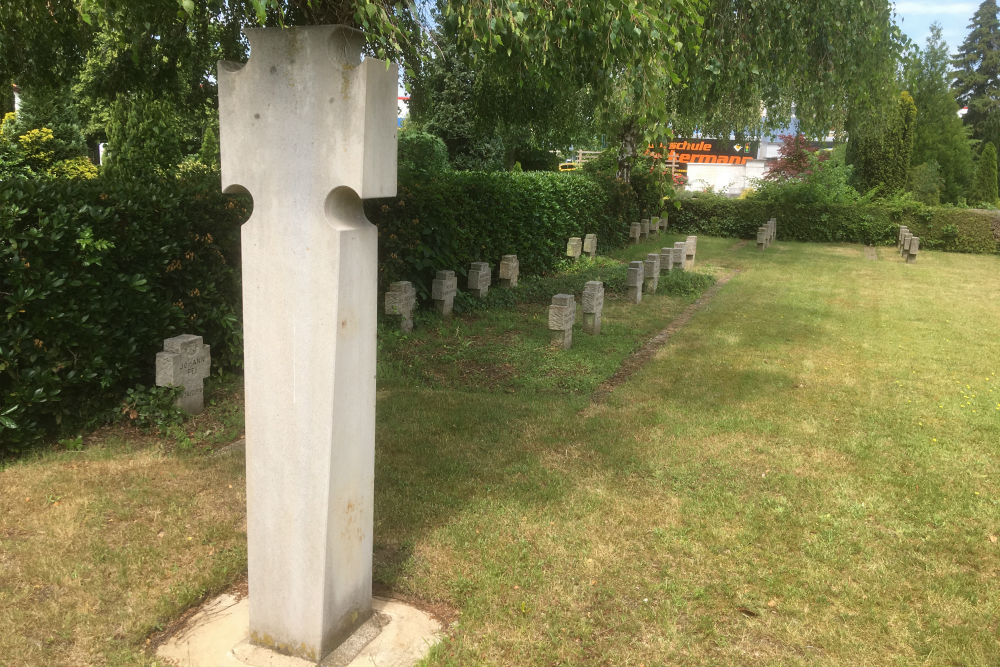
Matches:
[366,170,659,295]
[669,197,999,253]
[0,177,245,455]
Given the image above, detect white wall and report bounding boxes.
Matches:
[685,160,768,196]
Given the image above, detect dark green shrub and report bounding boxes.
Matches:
[398,130,451,181]
[366,170,639,297]
[969,142,999,206]
[0,176,245,455]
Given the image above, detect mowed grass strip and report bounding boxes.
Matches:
[376,240,1000,666]
[3,237,999,665]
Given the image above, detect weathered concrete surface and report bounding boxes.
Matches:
[156,594,441,667]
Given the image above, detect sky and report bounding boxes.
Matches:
[893,1,979,52]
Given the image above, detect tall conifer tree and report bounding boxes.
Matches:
[952,1,1000,149]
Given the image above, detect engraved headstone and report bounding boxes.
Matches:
[155,334,211,414]
[660,246,673,274]
[218,25,397,660]
[384,281,417,333]
[583,233,597,257]
[566,237,583,260]
[901,233,913,258]
[468,261,491,298]
[906,236,920,263]
[627,260,644,304]
[629,222,641,244]
[499,254,519,287]
[685,235,697,268]
[672,243,686,271]
[644,253,660,294]
[548,293,576,349]
[582,281,604,335]
[432,270,458,316]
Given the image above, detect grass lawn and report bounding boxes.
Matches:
[2,235,999,665]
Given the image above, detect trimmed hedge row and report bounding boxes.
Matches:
[366,170,660,295]
[1,177,245,455]
[668,197,1000,253]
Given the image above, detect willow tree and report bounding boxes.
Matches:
[2,0,904,179]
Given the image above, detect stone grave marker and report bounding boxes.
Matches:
[468,261,491,298]
[627,260,644,304]
[659,246,673,274]
[432,270,458,316]
[582,281,604,335]
[566,237,583,260]
[548,293,576,349]
[583,233,597,257]
[640,218,650,239]
[898,225,909,250]
[651,216,661,233]
[499,254,519,287]
[155,334,211,414]
[629,222,641,244]
[644,253,660,293]
[757,226,767,250]
[672,243,686,271]
[768,217,776,243]
[384,281,416,333]
[906,236,920,263]
[685,235,697,268]
[900,232,912,258]
[219,25,397,661]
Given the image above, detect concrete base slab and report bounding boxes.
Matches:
[157,594,442,667]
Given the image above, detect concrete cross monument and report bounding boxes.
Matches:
[468,261,492,297]
[582,281,604,335]
[627,261,644,304]
[155,334,211,414]
[384,281,417,333]
[644,253,660,293]
[548,294,576,349]
[757,226,768,250]
[629,222,641,244]
[218,26,397,661]
[566,236,583,260]
[499,254,519,287]
[898,225,909,251]
[583,233,597,257]
[685,235,698,268]
[901,232,913,258]
[432,270,458,316]
[660,247,673,274]
[640,219,650,239]
[673,242,687,271]
[906,236,921,263]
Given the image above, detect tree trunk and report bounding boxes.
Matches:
[617,119,638,183]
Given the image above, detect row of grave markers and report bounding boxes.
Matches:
[549,235,698,349]
[629,215,667,243]
[757,218,777,250]
[898,226,921,263]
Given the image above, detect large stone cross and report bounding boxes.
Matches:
[218,25,397,662]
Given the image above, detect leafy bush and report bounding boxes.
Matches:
[398,129,451,181]
[0,177,245,456]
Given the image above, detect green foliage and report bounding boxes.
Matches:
[669,196,997,253]
[0,177,245,456]
[117,385,184,431]
[753,150,860,206]
[398,129,451,181]
[0,90,94,180]
[46,156,99,180]
[908,161,944,205]
[970,142,1000,206]
[848,91,917,195]
[951,1,1000,150]
[903,24,974,204]
[103,94,185,180]
[366,170,652,296]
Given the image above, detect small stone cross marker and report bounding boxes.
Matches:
[432,270,458,316]
[582,281,604,335]
[673,243,687,271]
[548,294,576,349]
[155,334,211,414]
[629,222,641,244]
[583,234,597,257]
[468,262,491,298]
[499,255,519,287]
[644,253,660,293]
[660,247,673,274]
[384,281,416,333]
[627,260,644,304]
[566,237,583,260]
